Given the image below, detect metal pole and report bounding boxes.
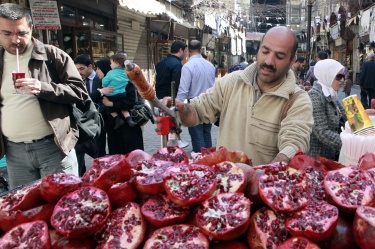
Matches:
[306,0,313,69]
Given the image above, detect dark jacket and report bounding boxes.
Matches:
[155,54,182,99]
[360,60,375,89]
[0,38,87,158]
[87,75,102,104]
[308,83,347,160]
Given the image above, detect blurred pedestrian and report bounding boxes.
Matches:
[291,56,306,84]
[343,71,353,97]
[305,51,328,85]
[359,52,375,109]
[239,56,248,69]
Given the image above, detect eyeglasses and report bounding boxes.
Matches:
[335,74,345,81]
[0,30,30,38]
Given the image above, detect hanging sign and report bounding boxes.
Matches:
[29,0,61,30]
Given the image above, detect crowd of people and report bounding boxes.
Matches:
[0,3,373,191]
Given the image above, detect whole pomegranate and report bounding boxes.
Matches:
[132,160,175,195]
[107,181,137,208]
[143,224,209,249]
[151,146,189,163]
[81,154,132,191]
[0,220,50,249]
[40,173,82,203]
[196,192,251,241]
[276,236,321,249]
[247,207,289,249]
[353,205,375,249]
[285,201,339,242]
[95,202,145,249]
[141,194,190,227]
[324,166,375,213]
[51,186,111,238]
[258,163,309,212]
[163,164,217,206]
[212,161,246,194]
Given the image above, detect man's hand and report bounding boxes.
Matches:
[161,97,185,111]
[17,78,42,95]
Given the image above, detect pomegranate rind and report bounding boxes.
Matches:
[107,181,137,208]
[151,146,189,163]
[163,164,217,206]
[190,146,229,166]
[258,165,309,212]
[40,173,82,203]
[285,202,339,242]
[51,186,111,238]
[0,220,51,249]
[353,205,375,249]
[276,236,320,249]
[132,160,175,195]
[95,202,145,249]
[324,167,375,213]
[196,192,251,241]
[141,194,190,227]
[143,224,209,249]
[53,237,97,249]
[212,161,246,195]
[0,180,45,212]
[247,207,289,249]
[81,154,132,192]
[125,149,152,167]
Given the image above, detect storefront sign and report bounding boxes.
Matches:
[29,0,61,30]
[330,24,340,40]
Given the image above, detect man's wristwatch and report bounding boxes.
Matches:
[97,88,103,96]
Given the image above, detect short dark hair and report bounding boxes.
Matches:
[201,53,207,59]
[110,52,128,68]
[74,54,93,66]
[188,40,202,51]
[170,40,187,54]
[317,51,328,60]
[0,3,32,27]
[324,49,331,56]
[295,56,306,63]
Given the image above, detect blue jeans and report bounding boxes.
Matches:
[5,136,78,189]
[188,123,212,152]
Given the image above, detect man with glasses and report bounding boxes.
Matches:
[0,3,87,189]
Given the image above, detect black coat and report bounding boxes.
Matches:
[155,54,183,99]
[360,60,375,89]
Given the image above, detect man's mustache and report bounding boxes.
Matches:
[259,63,276,72]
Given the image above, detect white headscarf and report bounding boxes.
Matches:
[314,59,344,101]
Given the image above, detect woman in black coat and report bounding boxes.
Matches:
[95,58,144,154]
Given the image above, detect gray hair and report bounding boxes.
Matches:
[0,3,33,27]
[368,52,375,59]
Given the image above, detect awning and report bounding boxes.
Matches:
[119,0,165,15]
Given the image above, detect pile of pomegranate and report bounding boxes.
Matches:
[0,146,374,249]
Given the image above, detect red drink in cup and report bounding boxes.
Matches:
[12,71,25,93]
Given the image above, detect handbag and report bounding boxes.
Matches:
[129,104,154,126]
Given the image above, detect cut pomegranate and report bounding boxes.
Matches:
[132,159,175,195]
[210,240,250,249]
[125,149,152,167]
[245,167,265,209]
[353,205,375,249]
[0,220,50,249]
[141,194,190,227]
[227,150,252,165]
[258,163,309,212]
[51,186,111,238]
[317,156,346,170]
[196,192,251,241]
[81,154,132,191]
[276,236,320,249]
[324,166,375,213]
[0,203,54,233]
[107,181,137,208]
[285,201,339,242]
[40,173,82,203]
[151,146,189,163]
[190,146,229,166]
[289,151,328,174]
[212,161,246,194]
[143,224,209,249]
[95,202,145,249]
[0,180,45,212]
[358,152,375,170]
[53,236,97,249]
[163,164,217,206]
[247,207,289,249]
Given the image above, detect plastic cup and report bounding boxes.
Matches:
[12,72,25,94]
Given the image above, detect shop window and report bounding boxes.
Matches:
[92,31,122,62]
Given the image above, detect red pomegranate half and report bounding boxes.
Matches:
[143,224,209,249]
[125,149,152,167]
[247,207,289,249]
[40,172,82,203]
[107,181,137,208]
[324,166,375,214]
[196,192,252,241]
[141,194,190,227]
[212,161,246,194]
[163,164,217,206]
[285,201,339,242]
[81,154,132,191]
[151,146,189,163]
[258,164,309,212]
[0,220,50,249]
[51,186,111,238]
[276,236,320,249]
[190,146,229,166]
[95,202,145,249]
[353,205,375,249]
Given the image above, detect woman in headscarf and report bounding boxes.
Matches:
[308,59,347,160]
